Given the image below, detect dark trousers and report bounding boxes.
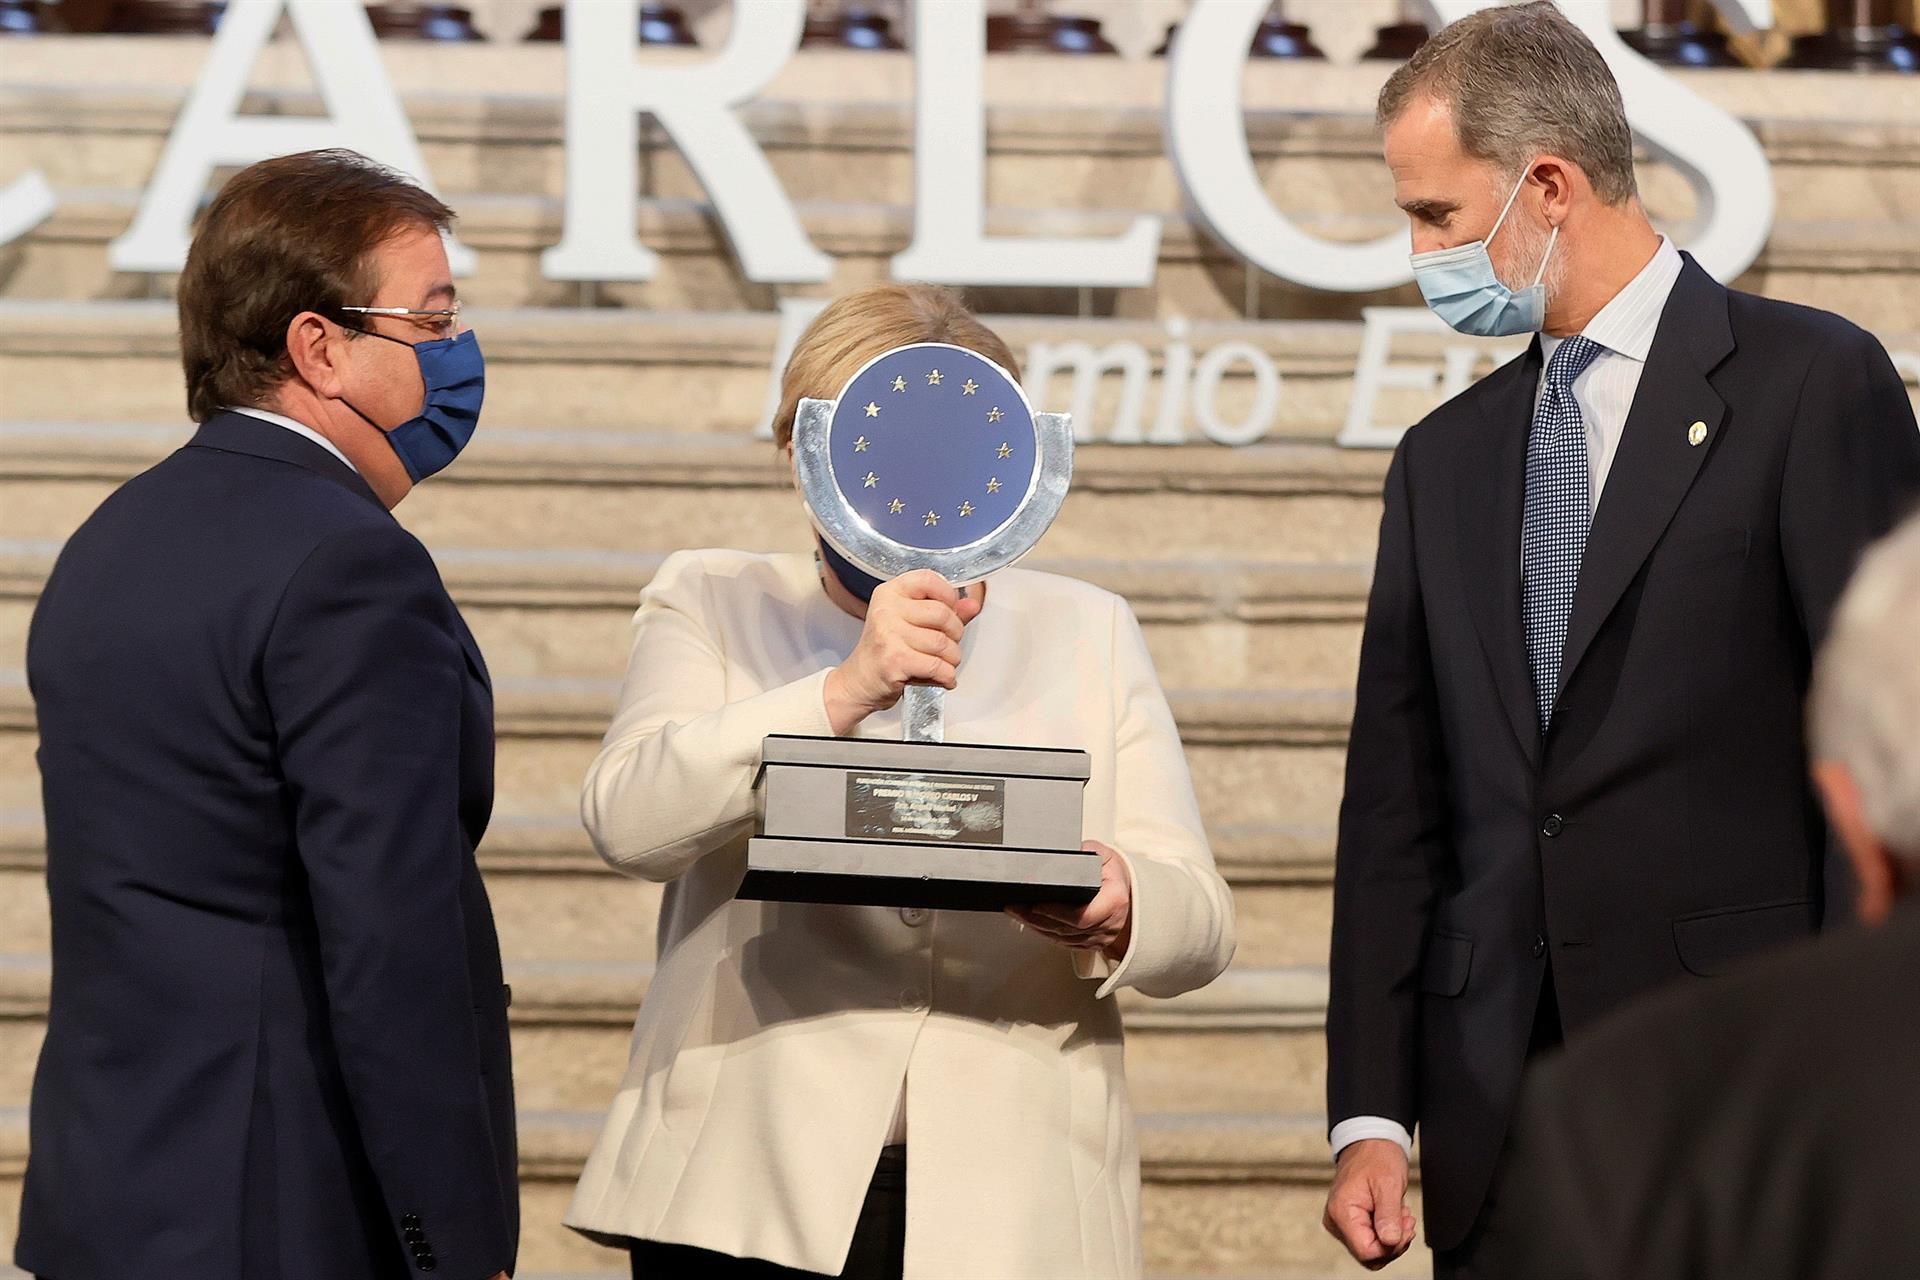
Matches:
[1432,971,1565,1280]
[628,1145,907,1280]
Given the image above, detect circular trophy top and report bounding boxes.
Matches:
[794,342,1073,587]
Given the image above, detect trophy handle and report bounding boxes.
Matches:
[901,684,945,744]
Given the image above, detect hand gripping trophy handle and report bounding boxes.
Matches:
[743,345,1094,911]
[791,388,1074,751]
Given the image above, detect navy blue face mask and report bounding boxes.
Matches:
[816,538,886,603]
[341,327,485,482]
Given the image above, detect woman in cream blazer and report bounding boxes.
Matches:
[566,284,1235,1280]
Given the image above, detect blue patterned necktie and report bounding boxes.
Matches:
[1522,334,1604,732]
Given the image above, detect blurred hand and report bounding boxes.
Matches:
[824,570,980,734]
[1008,840,1133,960]
[1324,1138,1416,1269]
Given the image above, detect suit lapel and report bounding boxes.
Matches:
[1559,259,1735,693]
[1456,340,1546,766]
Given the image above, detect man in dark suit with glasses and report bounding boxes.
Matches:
[17,149,514,1280]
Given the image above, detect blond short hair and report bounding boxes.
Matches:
[771,284,1020,449]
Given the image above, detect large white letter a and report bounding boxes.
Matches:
[109,0,470,274]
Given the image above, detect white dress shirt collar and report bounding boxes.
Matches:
[1541,234,1684,365]
[224,406,359,475]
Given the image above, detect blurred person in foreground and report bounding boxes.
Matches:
[1322,4,1920,1276]
[1478,510,1920,1280]
[16,149,514,1280]
[562,282,1236,1280]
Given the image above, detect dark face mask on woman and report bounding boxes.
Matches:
[816,537,886,603]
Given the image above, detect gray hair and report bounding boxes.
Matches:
[1810,514,1920,869]
[1377,1,1638,205]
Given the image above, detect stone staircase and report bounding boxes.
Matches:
[0,410,1390,1272]
[4,31,1920,1279]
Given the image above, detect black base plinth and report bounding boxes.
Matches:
[741,836,1101,911]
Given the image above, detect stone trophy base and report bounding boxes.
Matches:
[740,734,1100,911]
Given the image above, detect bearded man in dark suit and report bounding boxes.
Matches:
[1319,6,1920,1276]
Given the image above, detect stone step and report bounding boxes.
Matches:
[5,41,1920,333]
[6,188,1410,323]
[12,178,1919,333]
[0,670,1354,873]
[4,303,1916,448]
[0,535,1369,694]
[0,1092,1424,1277]
[0,417,1389,565]
[0,797,1336,965]
[0,949,1332,1126]
[0,298,1523,444]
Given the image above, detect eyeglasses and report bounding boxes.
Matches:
[339,302,463,341]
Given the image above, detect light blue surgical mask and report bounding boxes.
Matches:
[341,327,486,482]
[1409,171,1559,338]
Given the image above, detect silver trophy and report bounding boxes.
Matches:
[738,342,1101,910]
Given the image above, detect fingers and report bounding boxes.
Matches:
[1367,1171,1413,1262]
[869,629,959,692]
[1009,900,1122,952]
[1325,1153,1413,1268]
[1372,1172,1406,1249]
[886,569,962,606]
[1023,901,1090,930]
[898,598,967,643]
[1008,905,1069,934]
[901,652,957,690]
[1008,905,1087,943]
[1327,1194,1386,1263]
[898,624,963,666]
[1028,881,1122,932]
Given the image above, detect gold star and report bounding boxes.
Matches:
[959,501,975,517]
[863,472,878,488]
[926,369,943,386]
[854,436,870,452]
[892,376,907,393]
[962,379,979,395]
[996,442,1012,459]
[987,406,1005,423]
[888,498,904,514]
[986,477,1002,493]
[923,510,940,526]
[864,401,880,418]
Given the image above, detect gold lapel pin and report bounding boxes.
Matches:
[1688,420,1707,447]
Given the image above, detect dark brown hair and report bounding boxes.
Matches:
[772,284,1020,449]
[176,148,454,422]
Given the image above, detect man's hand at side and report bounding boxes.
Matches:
[1323,1138,1416,1269]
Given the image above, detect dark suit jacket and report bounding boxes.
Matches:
[16,413,517,1280]
[1325,256,1920,1251]
[1477,903,1920,1280]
